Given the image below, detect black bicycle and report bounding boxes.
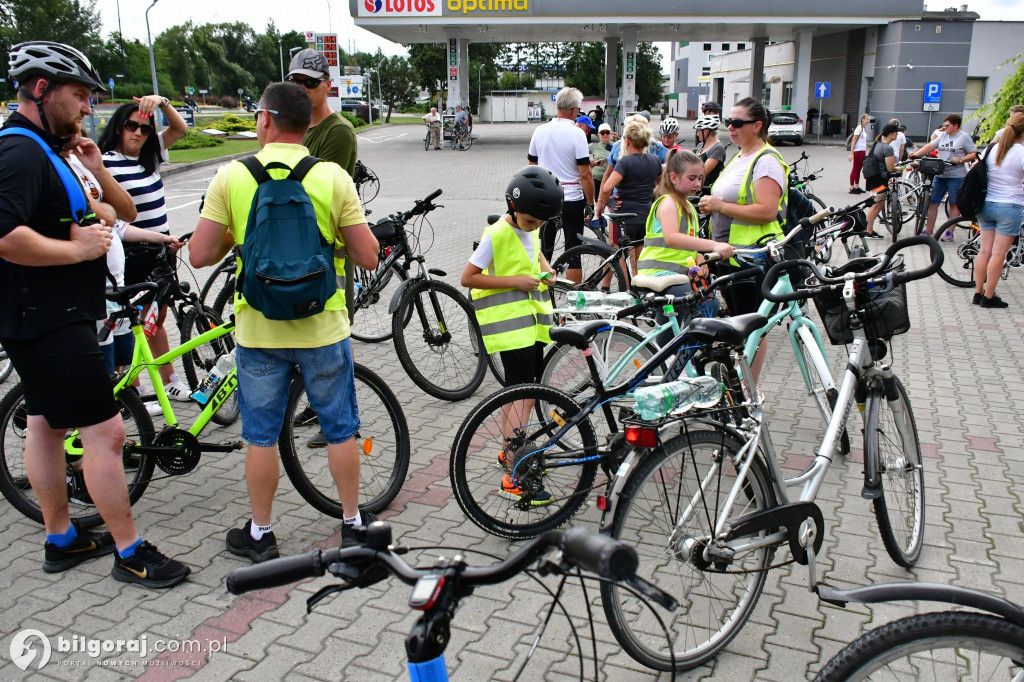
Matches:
[353,190,487,401]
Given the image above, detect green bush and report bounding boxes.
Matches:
[340,112,367,128]
[209,113,256,133]
[169,129,225,150]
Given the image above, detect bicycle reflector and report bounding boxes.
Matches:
[361,438,373,456]
[624,425,658,448]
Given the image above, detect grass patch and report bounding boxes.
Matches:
[169,138,260,164]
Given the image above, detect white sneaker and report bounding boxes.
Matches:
[145,401,163,417]
[164,379,191,402]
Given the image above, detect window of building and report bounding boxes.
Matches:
[761,82,770,108]
[738,43,746,50]
[702,66,711,74]
[677,68,681,81]
[722,43,730,51]
[965,78,985,107]
[703,43,712,51]
[783,81,794,107]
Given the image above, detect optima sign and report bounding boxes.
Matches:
[358,0,528,16]
[447,0,529,12]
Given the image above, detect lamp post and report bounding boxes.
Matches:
[278,38,284,81]
[477,63,482,122]
[325,0,333,33]
[377,57,385,125]
[115,0,127,76]
[145,0,160,96]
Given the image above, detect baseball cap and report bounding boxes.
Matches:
[637,110,652,121]
[598,123,612,133]
[287,49,330,80]
[576,115,595,129]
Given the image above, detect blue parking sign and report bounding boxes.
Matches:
[924,82,942,103]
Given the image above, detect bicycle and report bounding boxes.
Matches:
[0,342,12,383]
[787,151,827,211]
[0,282,411,528]
[226,521,679,681]
[352,189,487,401]
[813,581,1024,680]
[352,159,380,205]
[598,233,943,670]
[930,214,1024,287]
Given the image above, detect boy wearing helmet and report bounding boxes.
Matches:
[659,117,682,153]
[694,114,726,185]
[462,166,561,505]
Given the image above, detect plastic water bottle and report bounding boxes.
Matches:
[191,353,235,405]
[565,291,635,311]
[632,376,724,420]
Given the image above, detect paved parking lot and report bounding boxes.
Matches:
[1,121,1022,680]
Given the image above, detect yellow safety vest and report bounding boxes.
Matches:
[715,145,789,248]
[471,220,553,354]
[636,195,699,276]
[227,157,347,314]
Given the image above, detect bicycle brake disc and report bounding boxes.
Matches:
[152,427,202,475]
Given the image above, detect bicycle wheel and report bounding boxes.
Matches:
[392,279,486,401]
[424,132,430,151]
[550,244,628,310]
[0,344,12,383]
[280,364,410,516]
[457,132,473,150]
[603,428,776,671]
[884,188,903,238]
[0,382,156,528]
[450,383,598,539]
[179,307,238,426]
[211,277,235,324]
[357,168,380,205]
[350,262,408,343]
[805,193,827,211]
[198,258,235,310]
[865,377,924,568]
[933,216,979,288]
[814,611,1024,682]
[893,180,919,225]
[541,219,564,261]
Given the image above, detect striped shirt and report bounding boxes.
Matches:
[102,132,170,233]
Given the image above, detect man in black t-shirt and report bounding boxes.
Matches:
[0,41,188,588]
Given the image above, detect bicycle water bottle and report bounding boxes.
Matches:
[632,376,724,420]
[140,303,159,338]
[191,353,235,405]
[565,290,606,310]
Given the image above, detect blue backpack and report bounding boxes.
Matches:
[238,155,337,320]
[0,127,89,223]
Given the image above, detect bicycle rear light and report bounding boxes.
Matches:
[624,425,658,448]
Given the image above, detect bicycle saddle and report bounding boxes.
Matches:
[603,211,637,222]
[685,313,767,348]
[632,273,690,292]
[105,282,157,305]
[549,320,615,350]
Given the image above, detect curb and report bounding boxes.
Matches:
[161,150,255,178]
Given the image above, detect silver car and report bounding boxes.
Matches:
[768,111,803,146]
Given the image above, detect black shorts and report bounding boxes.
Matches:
[124,240,170,306]
[1,322,119,429]
[543,198,587,267]
[864,174,885,192]
[499,342,545,386]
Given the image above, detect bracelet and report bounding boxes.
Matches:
[160,97,169,108]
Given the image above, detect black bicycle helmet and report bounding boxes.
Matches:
[505,166,563,221]
[9,41,106,92]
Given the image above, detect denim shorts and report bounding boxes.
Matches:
[977,200,1024,237]
[236,339,359,447]
[930,175,964,205]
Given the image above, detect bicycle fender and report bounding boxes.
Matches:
[388,280,414,315]
[816,583,1024,627]
[598,448,647,532]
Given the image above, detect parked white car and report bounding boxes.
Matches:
[768,111,803,146]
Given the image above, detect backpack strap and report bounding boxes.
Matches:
[239,155,273,185]
[288,156,322,183]
[239,155,322,185]
[0,127,88,223]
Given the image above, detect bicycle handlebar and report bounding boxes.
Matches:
[616,266,760,320]
[226,524,638,596]
[760,235,944,303]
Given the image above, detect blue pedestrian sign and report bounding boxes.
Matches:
[107,77,114,89]
[814,82,831,99]
[924,82,942,103]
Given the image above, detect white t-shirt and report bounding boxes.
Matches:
[469,222,534,271]
[985,142,1024,205]
[890,132,906,158]
[710,149,787,243]
[527,117,589,202]
[853,125,868,152]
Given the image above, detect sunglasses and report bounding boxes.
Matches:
[287,76,327,89]
[723,118,758,129]
[122,120,155,136]
[254,108,279,124]
[599,131,611,135]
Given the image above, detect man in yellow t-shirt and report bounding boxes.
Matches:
[189,82,379,562]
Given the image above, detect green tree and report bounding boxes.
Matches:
[0,0,103,79]
[407,43,445,93]
[564,42,606,95]
[973,51,1023,142]
[373,51,416,122]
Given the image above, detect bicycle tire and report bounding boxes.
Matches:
[212,278,235,323]
[424,132,430,151]
[541,219,564,262]
[865,377,924,568]
[0,344,12,383]
[795,331,850,454]
[179,307,239,426]
[392,279,486,401]
[885,187,903,238]
[602,428,776,671]
[449,383,598,540]
[457,132,473,150]
[0,382,156,528]
[350,262,408,343]
[933,216,978,288]
[198,258,236,310]
[550,244,628,310]
[357,171,380,205]
[805,193,827,211]
[813,611,1024,682]
[280,363,410,516]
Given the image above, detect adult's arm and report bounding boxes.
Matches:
[0,222,111,266]
[703,156,720,178]
[340,222,378,270]
[137,94,188,149]
[189,217,234,267]
[912,141,937,158]
[71,138,137,221]
[578,161,594,205]
[699,176,782,225]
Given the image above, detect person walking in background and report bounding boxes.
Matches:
[909,113,977,237]
[971,112,1024,309]
[422,106,441,150]
[848,113,870,193]
[862,123,900,239]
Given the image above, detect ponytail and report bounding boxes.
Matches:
[994,112,1024,167]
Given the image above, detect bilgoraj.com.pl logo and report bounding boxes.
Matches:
[9,629,51,671]
[8,629,229,670]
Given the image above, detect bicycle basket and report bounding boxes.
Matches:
[917,158,945,178]
[370,218,403,249]
[811,261,911,345]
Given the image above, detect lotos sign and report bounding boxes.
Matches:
[359,0,442,15]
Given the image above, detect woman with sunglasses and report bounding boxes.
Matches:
[698,97,787,380]
[100,95,189,403]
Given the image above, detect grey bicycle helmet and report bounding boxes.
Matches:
[505,166,563,221]
[694,115,721,131]
[9,41,105,92]
[659,117,679,135]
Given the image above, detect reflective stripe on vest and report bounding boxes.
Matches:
[726,145,789,248]
[470,220,553,354]
[636,195,699,276]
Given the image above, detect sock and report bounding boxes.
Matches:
[168,372,180,384]
[343,511,362,527]
[47,524,78,548]
[250,521,272,541]
[117,537,144,559]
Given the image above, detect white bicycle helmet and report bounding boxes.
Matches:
[694,115,721,131]
[659,117,679,136]
[9,41,105,92]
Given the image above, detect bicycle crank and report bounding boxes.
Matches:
[150,428,203,475]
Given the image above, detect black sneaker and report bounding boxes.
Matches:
[865,232,884,240]
[341,511,379,548]
[226,521,279,563]
[111,541,190,588]
[980,294,1009,309]
[306,430,328,448]
[973,292,984,305]
[292,405,319,426]
[43,523,116,573]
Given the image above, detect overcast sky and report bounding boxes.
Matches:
[98,0,1012,72]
